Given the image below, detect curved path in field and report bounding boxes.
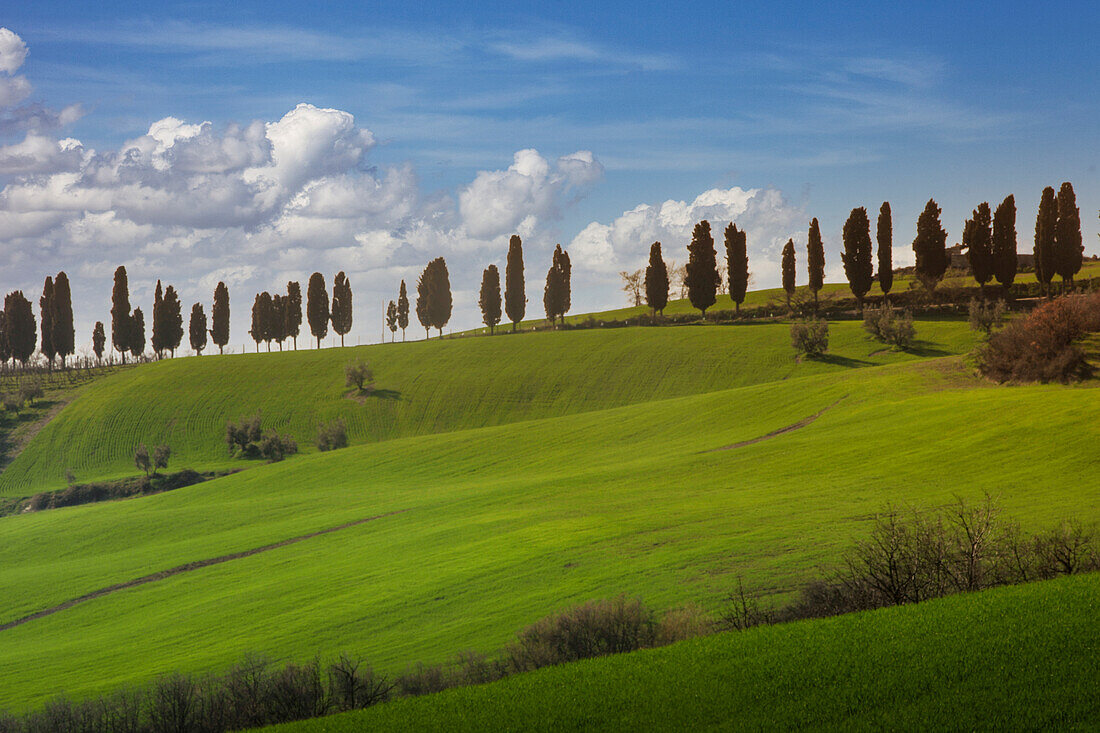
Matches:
[704,395,848,453]
[1,509,409,632]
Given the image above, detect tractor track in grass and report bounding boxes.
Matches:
[0,509,409,632]
[703,395,848,453]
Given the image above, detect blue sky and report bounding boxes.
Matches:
[1,1,1097,346]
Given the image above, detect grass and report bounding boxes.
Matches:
[267,572,1100,731]
[0,319,977,496]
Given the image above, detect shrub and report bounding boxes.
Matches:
[655,603,712,644]
[345,359,374,393]
[153,444,171,475]
[863,304,916,349]
[978,293,1100,382]
[1,393,21,413]
[395,663,451,697]
[19,381,43,407]
[134,444,152,476]
[968,298,1006,334]
[226,414,263,456]
[259,430,298,462]
[316,419,348,452]
[326,655,392,709]
[790,318,829,357]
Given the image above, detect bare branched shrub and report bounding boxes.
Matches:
[265,661,329,722]
[655,603,712,644]
[978,293,1100,382]
[395,663,451,697]
[327,655,392,710]
[148,673,199,733]
[718,578,775,631]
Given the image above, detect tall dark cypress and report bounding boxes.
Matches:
[505,235,526,332]
[250,292,270,352]
[211,282,230,355]
[685,220,719,316]
[964,203,994,293]
[479,265,502,334]
[725,223,748,312]
[4,291,36,367]
[431,257,452,338]
[877,203,893,301]
[912,199,948,293]
[397,280,409,341]
[307,272,329,348]
[151,280,165,358]
[92,321,106,364]
[543,245,570,325]
[644,242,669,315]
[271,294,287,349]
[416,263,432,339]
[807,218,825,313]
[0,311,8,366]
[1033,186,1057,296]
[331,271,353,346]
[189,303,207,355]
[1054,182,1083,291]
[286,281,302,350]
[557,246,571,325]
[386,300,398,341]
[130,308,145,359]
[52,271,75,368]
[842,207,874,309]
[39,276,56,368]
[110,266,132,363]
[992,195,1018,295]
[163,285,183,357]
[781,238,796,308]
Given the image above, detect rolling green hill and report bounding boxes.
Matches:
[268,572,1100,732]
[1,320,1097,710]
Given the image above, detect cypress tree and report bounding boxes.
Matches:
[644,242,669,315]
[912,199,948,293]
[92,321,106,364]
[877,203,893,302]
[416,262,432,339]
[271,294,287,350]
[726,223,749,312]
[1054,182,1083,291]
[842,207,874,309]
[40,276,56,369]
[685,220,719,316]
[505,235,526,332]
[479,265,502,334]
[189,303,207,355]
[307,272,329,348]
[781,238,796,308]
[163,285,183,357]
[151,280,165,358]
[557,246,571,325]
[992,195,1018,295]
[431,257,452,338]
[807,218,825,313]
[130,308,145,359]
[286,281,302,350]
[251,292,275,352]
[250,293,263,352]
[4,291,36,367]
[964,202,994,294]
[110,266,132,364]
[397,280,410,341]
[211,282,230,355]
[0,312,8,366]
[543,245,570,325]
[1033,186,1057,296]
[386,300,398,342]
[331,271,353,347]
[52,272,75,368]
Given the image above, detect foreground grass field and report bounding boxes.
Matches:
[1,328,1097,710]
[0,319,976,495]
[269,573,1100,732]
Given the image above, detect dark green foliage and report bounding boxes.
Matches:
[259,431,298,462]
[992,195,1017,293]
[307,272,329,348]
[478,265,501,334]
[1054,182,1083,289]
[4,291,36,366]
[162,285,184,357]
[686,220,719,315]
[286,281,302,349]
[397,280,409,341]
[790,318,828,357]
[416,257,452,338]
[189,303,207,355]
[9,469,211,516]
[331,271,353,347]
[863,305,915,349]
[543,245,571,324]
[912,198,948,293]
[272,294,288,350]
[316,419,348,452]
[0,311,9,364]
[841,207,874,307]
[807,219,825,312]
[211,281,230,355]
[505,235,526,331]
[151,280,165,356]
[386,300,398,341]
[225,414,263,455]
[345,359,373,392]
[39,276,55,367]
[130,308,145,358]
[1033,186,1057,294]
[643,242,669,315]
[876,202,893,298]
[52,271,75,367]
[964,202,994,289]
[780,238,796,307]
[110,266,132,362]
[725,223,748,312]
[251,292,274,351]
[92,321,106,363]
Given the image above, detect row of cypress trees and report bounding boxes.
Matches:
[0,272,75,369]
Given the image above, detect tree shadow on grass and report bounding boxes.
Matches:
[371,388,402,401]
[903,342,953,358]
[811,353,876,368]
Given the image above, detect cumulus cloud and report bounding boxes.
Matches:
[0,28,84,135]
[0,28,28,75]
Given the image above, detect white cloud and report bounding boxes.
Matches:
[0,133,84,174]
[0,28,28,75]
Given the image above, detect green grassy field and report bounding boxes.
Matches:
[268,572,1100,732]
[1,315,1098,711]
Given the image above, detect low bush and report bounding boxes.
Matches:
[977,293,1100,383]
[968,298,1006,334]
[345,359,374,393]
[863,304,916,349]
[259,430,298,462]
[316,419,348,452]
[225,414,262,456]
[790,318,829,357]
[18,381,43,407]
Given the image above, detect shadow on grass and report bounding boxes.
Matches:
[371,388,402,401]
[904,342,954,358]
[810,353,876,367]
